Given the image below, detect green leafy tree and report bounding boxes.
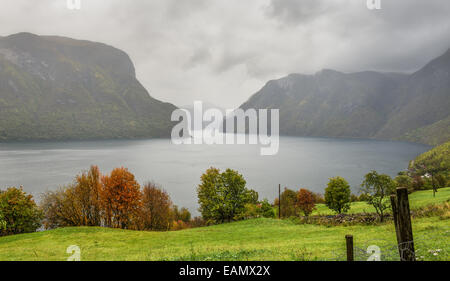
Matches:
[173,205,191,223]
[280,188,298,218]
[361,171,396,222]
[197,167,257,223]
[324,177,351,214]
[0,187,42,236]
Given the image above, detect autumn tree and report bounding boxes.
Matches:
[197,167,257,223]
[296,188,316,216]
[41,166,103,228]
[325,177,351,214]
[361,171,396,222]
[141,182,173,230]
[41,187,77,229]
[73,165,102,226]
[101,167,142,229]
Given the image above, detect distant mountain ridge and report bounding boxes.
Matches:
[0,32,176,141]
[240,49,450,146]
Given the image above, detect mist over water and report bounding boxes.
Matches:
[0,137,429,216]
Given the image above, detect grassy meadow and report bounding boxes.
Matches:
[311,187,450,215]
[0,188,448,261]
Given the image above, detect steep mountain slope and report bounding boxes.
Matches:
[376,49,450,143]
[241,70,407,138]
[240,49,450,145]
[0,33,176,141]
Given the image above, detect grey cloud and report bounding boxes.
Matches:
[0,0,449,108]
[183,47,212,69]
[265,0,338,25]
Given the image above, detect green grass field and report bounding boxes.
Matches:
[311,187,450,215]
[0,188,448,261]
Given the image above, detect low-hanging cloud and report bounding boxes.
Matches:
[0,0,449,108]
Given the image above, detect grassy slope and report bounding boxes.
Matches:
[312,187,450,215]
[0,188,448,261]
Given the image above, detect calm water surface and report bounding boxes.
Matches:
[0,137,429,215]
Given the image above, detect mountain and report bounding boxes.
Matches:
[0,33,176,141]
[239,49,450,145]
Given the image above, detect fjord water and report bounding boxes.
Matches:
[0,137,429,215]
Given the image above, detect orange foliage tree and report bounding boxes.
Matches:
[296,188,316,216]
[101,167,142,229]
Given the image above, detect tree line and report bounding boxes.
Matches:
[1,162,446,236]
[0,166,199,236]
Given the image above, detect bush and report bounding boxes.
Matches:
[235,203,260,220]
[0,187,42,236]
[190,216,207,227]
[324,177,351,214]
[350,194,359,202]
[259,199,275,218]
[358,193,370,202]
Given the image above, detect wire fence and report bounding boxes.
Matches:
[331,226,450,261]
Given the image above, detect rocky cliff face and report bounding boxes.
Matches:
[0,33,176,141]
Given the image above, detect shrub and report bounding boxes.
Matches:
[296,189,316,216]
[235,203,260,220]
[358,193,370,202]
[259,199,275,218]
[0,187,42,236]
[350,194,359,202]
[411,175,425,190]
[190,216,207,227]
[171,220,189,231]
[324,177,351,214]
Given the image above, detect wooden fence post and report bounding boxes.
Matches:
[345,235,354,261]
[278,184,281,219]
[394,187,415,261]
[390,194,402,257]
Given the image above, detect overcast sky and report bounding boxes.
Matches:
[1,0,449,108]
